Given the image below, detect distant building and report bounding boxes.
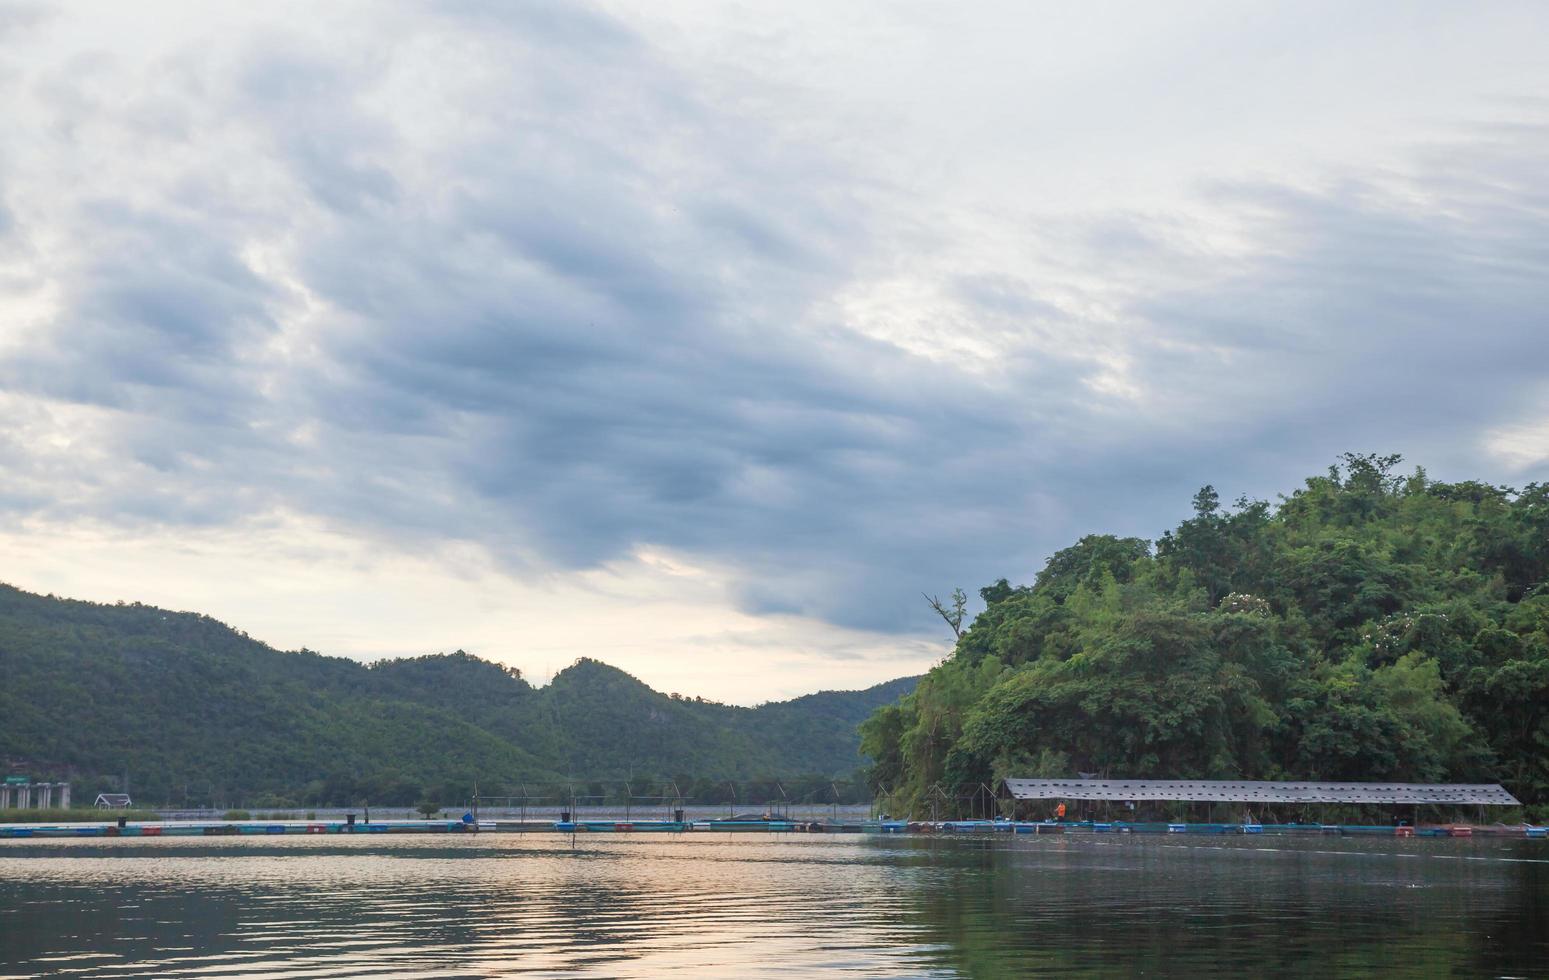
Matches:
[1,779,69,809]
[94,793,132,809]
[996,777,1521,822]
[998,778,1521,806]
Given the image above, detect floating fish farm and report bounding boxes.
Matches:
[1,816,1544,839]
[4,779,1539,840]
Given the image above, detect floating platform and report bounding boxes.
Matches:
[0,819,480,838]
[2,818,1544,840]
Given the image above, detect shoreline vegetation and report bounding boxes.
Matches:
[0,808,162,824]
[861,455,1549,823]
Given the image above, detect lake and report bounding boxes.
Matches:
[1,833,1544,977]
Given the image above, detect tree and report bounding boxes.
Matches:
[924,588,969,640]
[863,453,1549,815]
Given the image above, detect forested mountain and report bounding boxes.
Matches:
[862,455,1549,817]
[0,585,915,806]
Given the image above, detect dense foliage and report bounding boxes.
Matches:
[0,585,914,806]
[862,455,1549,815]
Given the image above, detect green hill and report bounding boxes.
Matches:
[0,585,916,807]
[861,454,1549,816]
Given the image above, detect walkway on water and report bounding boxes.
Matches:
[2,818,1546,839]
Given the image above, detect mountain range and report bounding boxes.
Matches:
[0,584,916,807]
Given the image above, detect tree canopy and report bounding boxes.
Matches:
[862,455,1549,816]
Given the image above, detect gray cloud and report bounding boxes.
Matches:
[0,1,48,40]
[1,2,1547,639]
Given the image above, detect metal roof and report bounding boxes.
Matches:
[998,778,1521,806]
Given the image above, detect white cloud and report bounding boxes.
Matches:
[0,514,944,702]
[1487,414,1549,473]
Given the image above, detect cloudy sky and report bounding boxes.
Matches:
[2,1,1547,702]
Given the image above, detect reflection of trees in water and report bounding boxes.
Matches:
[893,837,1546,977]
[1,837,1545,977]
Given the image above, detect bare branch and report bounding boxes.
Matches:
[923,588,968,640]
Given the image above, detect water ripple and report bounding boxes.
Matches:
[0,835,1544,977]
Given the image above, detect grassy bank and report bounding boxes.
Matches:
[0,808,161,823]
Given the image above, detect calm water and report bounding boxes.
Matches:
[1,834,1545,977]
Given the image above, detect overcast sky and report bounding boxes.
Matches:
[2,1,1547,702]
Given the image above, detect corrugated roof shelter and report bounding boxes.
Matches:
[998,778,1520,806]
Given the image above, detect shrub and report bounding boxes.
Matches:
[0,808,161,824]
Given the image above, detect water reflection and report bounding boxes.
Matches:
[1,835,1544,977]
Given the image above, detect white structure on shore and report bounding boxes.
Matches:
[0,781,71,809]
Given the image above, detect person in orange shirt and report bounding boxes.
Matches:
[1055,803,1066,821]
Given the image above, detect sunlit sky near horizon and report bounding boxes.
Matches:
[2,1,1548,702]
